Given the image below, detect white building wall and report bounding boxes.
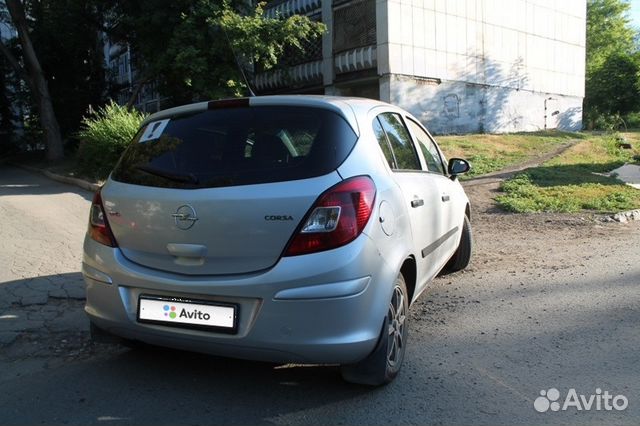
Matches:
[379,0,585,133]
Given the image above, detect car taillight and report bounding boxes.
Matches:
[284,176,376,256]
[88,190,117,247]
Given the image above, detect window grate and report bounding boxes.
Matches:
[333,0,376,53]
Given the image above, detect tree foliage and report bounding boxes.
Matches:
[1,0,64,160]
[0,41,17,152]
[28,0,106,139]
[587,51,640,116]
[585,0,640,123]
[106,0,325,103]
[586,0,635,72]
[0,0,107,159]
[76,101,147,178]
[1,0,324,161]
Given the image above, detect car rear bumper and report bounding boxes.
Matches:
[82,233,397,364]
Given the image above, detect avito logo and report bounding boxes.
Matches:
[534,388,628,413]
[163,304,177,319]
[163,304,211,321]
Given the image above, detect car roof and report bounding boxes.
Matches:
[141,95,395,137]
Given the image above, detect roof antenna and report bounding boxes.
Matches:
[221,25,256,97]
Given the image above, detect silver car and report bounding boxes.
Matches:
[83,96,472,385]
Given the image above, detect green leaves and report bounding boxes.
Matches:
[108,0,325,103]
[76,101,147,178]
[586,0,634,73]
[215,4,325,70]
[585,0,640,123]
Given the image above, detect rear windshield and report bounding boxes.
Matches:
[111,106,358,189]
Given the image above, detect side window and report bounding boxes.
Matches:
[407,119,446,174]
[373,117,396,169]
[376,113,421,171]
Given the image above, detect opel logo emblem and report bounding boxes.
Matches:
[172,205,198,230]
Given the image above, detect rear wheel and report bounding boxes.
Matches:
[341,273,408,386]
[444,214,472,273]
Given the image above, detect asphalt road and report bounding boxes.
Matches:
[1,165,639,425]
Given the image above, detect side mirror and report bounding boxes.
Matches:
[448,158,471,177]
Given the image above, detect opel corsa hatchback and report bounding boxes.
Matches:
[83,96,472,385]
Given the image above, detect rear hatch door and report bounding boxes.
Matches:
[103,103,358,275]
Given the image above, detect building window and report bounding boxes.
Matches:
[333,0,376,53]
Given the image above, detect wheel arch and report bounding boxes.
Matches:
[399,256,417,306]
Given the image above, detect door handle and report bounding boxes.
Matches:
[441,194,450,202]
[411,199,424,208]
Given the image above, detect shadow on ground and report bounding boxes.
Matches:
[516,162,628,187]
[0,165,93,201]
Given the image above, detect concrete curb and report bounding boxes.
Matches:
[11,163,100,192]
[602,209,640,223]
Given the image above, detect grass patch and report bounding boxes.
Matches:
[496,132,640,213]
[437,130,583,178]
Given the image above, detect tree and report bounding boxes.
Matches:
[0,41,16,152]
[0,0,323,160]
[586,0,635,72]
[0,0,107,158]
[585,0,640,121]
[106,0,325,104]
[28,0,106,140]
[0,0,64,160]
[587,52,640,116]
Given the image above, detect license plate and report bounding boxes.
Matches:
[137,295,237,333]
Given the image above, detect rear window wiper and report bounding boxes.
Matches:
[135,165,199,184]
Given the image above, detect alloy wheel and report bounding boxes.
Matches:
[386,285,406,367]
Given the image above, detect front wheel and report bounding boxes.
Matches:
[443,214,473,273]
[341,273,409,386]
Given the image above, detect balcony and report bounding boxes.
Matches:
[254,60,323,91]
[334,45,376,74]
[264,0,322,18]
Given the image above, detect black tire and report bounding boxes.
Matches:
[444,214,472,273]
[341,273,409,386]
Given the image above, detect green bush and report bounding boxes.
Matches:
[624,112,640,130]
[76,101,147,179]
[586,112,628,132]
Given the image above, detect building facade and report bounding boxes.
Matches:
[102,38,167,113]
[257,0,586,133]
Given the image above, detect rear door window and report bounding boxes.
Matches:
[406,119,446,174]
[373,117,396,169]
[111,106,357,188]
[373,113,421,171]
